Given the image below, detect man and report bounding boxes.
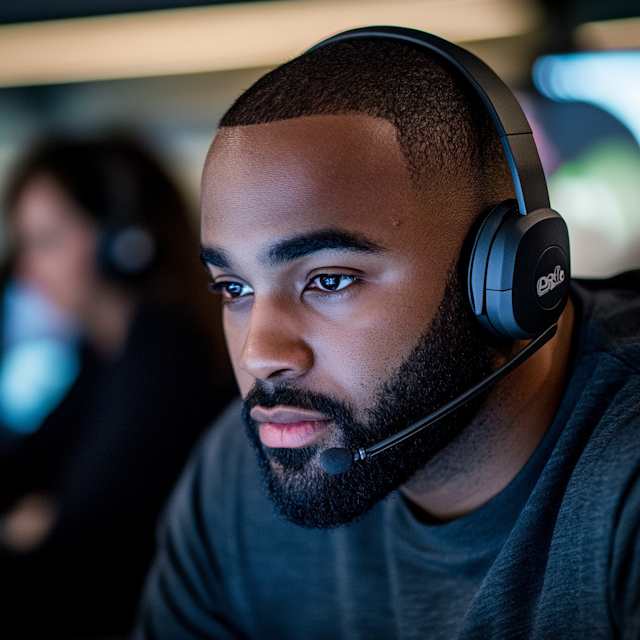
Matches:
[135,29,640,639]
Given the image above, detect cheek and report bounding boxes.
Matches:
[318,277,444,395]
[310,308,426,409]
[308,291,440,413]
[222,313,253,395]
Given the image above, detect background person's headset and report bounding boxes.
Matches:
[93,146,157,281]
[310,26,572,475]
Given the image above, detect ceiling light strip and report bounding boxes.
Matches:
[575,16,640,51]
[0,0,541,87]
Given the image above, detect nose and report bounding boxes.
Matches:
[238,298,314,382]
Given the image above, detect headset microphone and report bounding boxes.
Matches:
[320,323,557,475]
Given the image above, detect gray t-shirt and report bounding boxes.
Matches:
[135,277,640,639]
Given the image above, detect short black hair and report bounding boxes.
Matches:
[220,38,513,207]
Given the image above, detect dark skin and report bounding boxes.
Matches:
[201,114,575,522]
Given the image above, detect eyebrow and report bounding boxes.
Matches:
[199,229,384,272]
[264,229,384,266]
[199,244,233,269]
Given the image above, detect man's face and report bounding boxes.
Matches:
[201,115,492,527]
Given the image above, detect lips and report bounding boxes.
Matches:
[250,405,333,449]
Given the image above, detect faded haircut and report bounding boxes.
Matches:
[220,37,514,208]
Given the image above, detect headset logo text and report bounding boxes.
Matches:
[537,265,565,298]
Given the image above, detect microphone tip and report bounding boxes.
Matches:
[321,448,354,475]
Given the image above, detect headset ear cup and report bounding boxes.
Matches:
[98,225,157,279]
[468,200,516,325]
[468,200,570,340]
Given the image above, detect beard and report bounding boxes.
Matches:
[242,271,495,529]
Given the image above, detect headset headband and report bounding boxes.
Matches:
[308,26,549,216]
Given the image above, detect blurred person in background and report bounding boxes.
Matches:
[0,136,235,639]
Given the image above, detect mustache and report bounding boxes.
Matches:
[242,382,356,427]
[241,382,359,471]
[241,381,374,462]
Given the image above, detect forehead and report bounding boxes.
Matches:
[200,114,457,271]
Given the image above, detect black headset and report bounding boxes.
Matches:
[93,147,157,281]
[310,26,570,341]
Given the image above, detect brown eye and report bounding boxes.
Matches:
[319,275,341,290]
[225,282,245,297]
[209,281,253,300]
[311,274,357,292]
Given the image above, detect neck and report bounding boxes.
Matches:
[401,298,576,522]
[82,284,138,360]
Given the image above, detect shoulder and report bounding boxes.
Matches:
[578,412,640,634]
[551,276,640,558]
[559,274,640,458]
[162,398,291,560]
[195,398,263,514]
[170,398,257,513]
[137,399,268,636]
[571,272,640,372]
[561,283,640,500]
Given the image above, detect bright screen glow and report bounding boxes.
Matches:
[533,52,640,277]
[533,52,640,147]
[0,282,79,434]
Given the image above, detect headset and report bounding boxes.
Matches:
[93,146,157,280]
[98,223,156,280]
[307,26,571,475]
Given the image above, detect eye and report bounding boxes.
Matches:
[209,281,254,301]
[307,274,358,293]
